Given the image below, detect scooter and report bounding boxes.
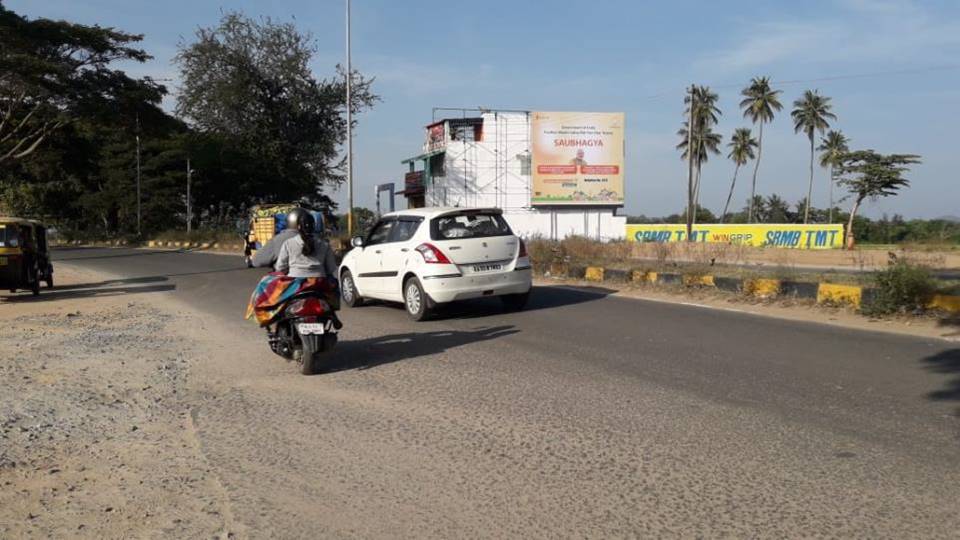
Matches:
[267,291,339,375]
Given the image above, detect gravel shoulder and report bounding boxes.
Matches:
[0,265,234,538]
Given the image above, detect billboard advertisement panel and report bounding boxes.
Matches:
[626,224,844,249]
[531,111,624,206]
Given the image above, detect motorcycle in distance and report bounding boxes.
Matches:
[262,283,340,375]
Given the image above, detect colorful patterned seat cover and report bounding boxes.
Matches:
[245,272,339,326]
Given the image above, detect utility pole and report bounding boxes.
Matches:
[186,158,193,233]
[345,0,354,237]
[135,112,142,237]
[685,86,695,242]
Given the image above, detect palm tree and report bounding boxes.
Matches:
[721,128,757,222]
[739,76,782,223]
[765,194,791,223]
[817,130,849,223]
[791,89,836,224]
[678,85,722,225]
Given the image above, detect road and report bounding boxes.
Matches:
[42,247,960,537]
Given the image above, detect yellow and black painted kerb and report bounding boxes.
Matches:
[576,265,960,313]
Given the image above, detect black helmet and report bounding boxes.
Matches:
[285,207,310,230]
[296,211,316,234]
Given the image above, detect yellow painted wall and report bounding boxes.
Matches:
[626,224,844,249]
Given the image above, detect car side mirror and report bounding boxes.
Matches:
[351,236,364,248]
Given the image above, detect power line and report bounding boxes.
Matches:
[645,64,960,100]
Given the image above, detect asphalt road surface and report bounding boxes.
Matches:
[41,247,960,537]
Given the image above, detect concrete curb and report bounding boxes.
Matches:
[544,263,960,314]
[56,239,247,253]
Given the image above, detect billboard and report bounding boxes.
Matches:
[626,224,844,249]
[531,111,624,206]
[425,122,445,152]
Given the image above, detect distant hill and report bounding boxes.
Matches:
[936,215,960,223]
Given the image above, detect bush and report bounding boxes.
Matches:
[863,260,936,315]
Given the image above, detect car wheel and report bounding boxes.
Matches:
[403,277,432,321]
[501,291,530,312]
[341,270,364,308]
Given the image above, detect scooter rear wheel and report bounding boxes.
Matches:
[299,337,317,375]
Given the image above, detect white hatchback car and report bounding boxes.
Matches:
[338,207,533,320]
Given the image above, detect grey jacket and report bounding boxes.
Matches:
[275,235,338,278]
[252,229,298,268]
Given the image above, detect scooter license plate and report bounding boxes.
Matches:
[298,323,326,335]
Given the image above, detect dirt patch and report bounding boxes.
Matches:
[0,267,234,538]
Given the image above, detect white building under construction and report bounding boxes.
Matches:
[399,109,626,241]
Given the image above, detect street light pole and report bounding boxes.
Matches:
[345,0,354,238]
[186,158,193,233]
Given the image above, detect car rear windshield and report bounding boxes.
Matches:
[0,225,19,248]
[430,212,512,240]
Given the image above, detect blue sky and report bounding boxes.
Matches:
[9,0,960,218]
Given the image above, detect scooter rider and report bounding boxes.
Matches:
[251,208,308,268]
[275,211,343,329]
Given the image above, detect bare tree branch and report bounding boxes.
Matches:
[0,101,43,144]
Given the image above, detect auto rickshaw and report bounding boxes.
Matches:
[240,204,334,267]
[0,217,54,296]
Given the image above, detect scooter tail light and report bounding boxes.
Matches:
[415,243,452,264]
[287,297,327,317]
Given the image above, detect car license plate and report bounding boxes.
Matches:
[472,263,502,273]
[298,323,327,335]
[0,257,6,266]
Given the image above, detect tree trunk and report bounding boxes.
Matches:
[692,163,702,226]
[721,163,740,224]
[828,165,834,223]
[845,196,862,250]
[804,133,813,224]
[749,122,764,223]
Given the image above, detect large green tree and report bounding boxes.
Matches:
[0,3,163,166]
[739,76,782,223]
[836,150,920,248]
[791,89,836,224]
[817,130,849,223]
[174,12,378,207]
[721,127,757,222]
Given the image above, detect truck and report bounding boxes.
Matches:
[241,203,335,267]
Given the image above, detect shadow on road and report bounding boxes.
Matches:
[924,348,960,405]
[52,248,180,261]
[1,284,176,303]
[50,275,170,291]
[937,316,960,339]
[427,285,616,321]
[325,325,519,372]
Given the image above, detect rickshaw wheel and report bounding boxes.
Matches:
[31,281,40,296]
[46,276,54,289]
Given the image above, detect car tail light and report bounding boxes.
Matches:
[518,239,528,258]
[415,243,452,264]
[287,297,327,317]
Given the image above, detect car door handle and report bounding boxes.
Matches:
[401,248,409,252]
[375,250,382,254]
